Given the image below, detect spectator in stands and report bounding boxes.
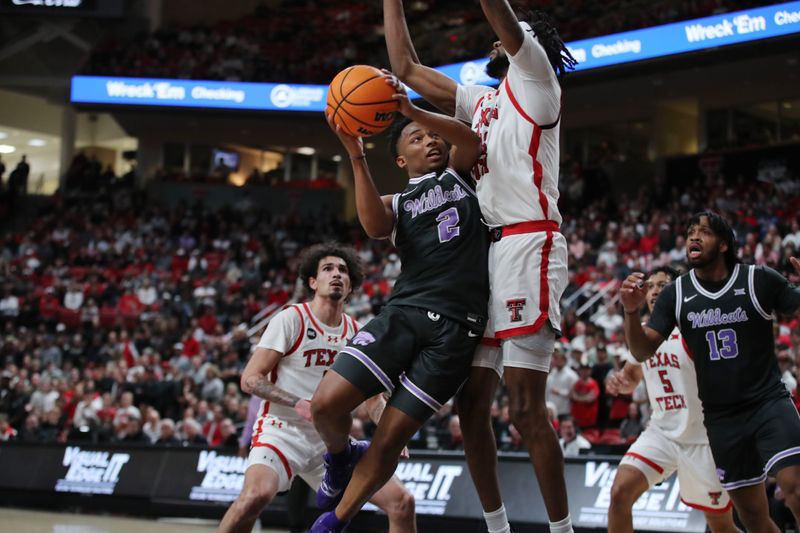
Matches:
[181,417,208,446]
[546,348,578,420]
[0,413,17,441]
[570,363,600,429]
[63,282,85,311]
[218,418,239,448]
[19,413,40,442]
[156,418,180,446]
[619,403,644,442]
[113,391,141,425]
[119,416,150,444]
[558,416,592,457]
[142,406,161,443]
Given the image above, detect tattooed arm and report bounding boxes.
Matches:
[240,347,312,421]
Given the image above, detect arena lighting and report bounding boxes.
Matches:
[0,145,16,154]
[27,139,46,147]
[332,155,342,162]
[0,132,7,140]
[71,1,800,112]
[296,146,316,155]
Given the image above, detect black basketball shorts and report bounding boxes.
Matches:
[331,305,483,422]
[705,394,800,491]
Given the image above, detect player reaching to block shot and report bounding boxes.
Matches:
[606,266,739,533]
[383,1,577,532]
[621,211,800,532]
[308,73,489,532]
[217,243,415,533]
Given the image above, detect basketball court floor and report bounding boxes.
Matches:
[0,507,289,533]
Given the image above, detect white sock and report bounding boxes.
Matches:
[483,505,511,533]
[549,514,573,533]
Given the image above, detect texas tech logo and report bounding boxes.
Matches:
[506,298,527,322]
[708,491,723,505]
[190,450,246,502]
[55,446,130,495]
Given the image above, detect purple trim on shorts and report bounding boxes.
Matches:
[721,473,767,491]
[764,446,800,474]
[399,372,442,411]
[340,347,394,393]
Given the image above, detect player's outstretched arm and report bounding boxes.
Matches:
[479,0,525,56]
[241,347,311,421]
[386,73,480,175]
[383,0,458,115]
[606,364,643,396]
[620,273,665,361]
[325,113,394,240]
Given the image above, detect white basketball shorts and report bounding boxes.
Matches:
[247,414,327,493]
[620,427,732,513]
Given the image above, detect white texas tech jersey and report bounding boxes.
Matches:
[254,302,359,426]
[625,328,708,444]
[455,21,562,227]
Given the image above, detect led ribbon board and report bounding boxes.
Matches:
[71,1,800,111]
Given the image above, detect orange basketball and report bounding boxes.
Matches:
[327,65,399,137]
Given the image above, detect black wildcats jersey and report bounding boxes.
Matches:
[648,264,800,414]
[387,167,489,330]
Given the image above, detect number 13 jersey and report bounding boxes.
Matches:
[388,167,489,330]
[648,264,800,415]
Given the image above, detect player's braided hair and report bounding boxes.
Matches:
[524,10,578,79]
[298,242,364,295]
[687,210,739,270]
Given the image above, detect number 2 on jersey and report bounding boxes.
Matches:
[705,329,739,360]
[436,207,461,243]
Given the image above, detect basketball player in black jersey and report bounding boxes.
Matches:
[621,211,800,532]
[309,74,489,532]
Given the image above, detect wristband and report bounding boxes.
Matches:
[350,154,366,161]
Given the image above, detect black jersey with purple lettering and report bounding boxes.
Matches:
[387,167,489,330]
[648,264,800,414]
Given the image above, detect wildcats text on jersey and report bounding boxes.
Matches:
[687,307,748,329]
[402,183,468,218]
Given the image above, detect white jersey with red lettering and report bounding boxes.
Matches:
[455,21,562,228]
[246,302,360,491]
[253,302,359,430]
[625,327,707,444]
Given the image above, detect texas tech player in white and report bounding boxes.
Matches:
[607,268,737,533]
[219,245,414,533]
[455,19,567,346]
[248,302,358,467]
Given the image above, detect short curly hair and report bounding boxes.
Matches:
[298,242,364,296]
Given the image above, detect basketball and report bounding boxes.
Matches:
[327,65,399,137]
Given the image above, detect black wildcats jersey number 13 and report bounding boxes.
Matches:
[388,167,489,330]
[648,264,800,414]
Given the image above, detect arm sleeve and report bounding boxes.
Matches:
[507,21,557,82]
[454,84,494,123]
[757,266,800,315]
[256,307,300,354]
[646,282,678,338]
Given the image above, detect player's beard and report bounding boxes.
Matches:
[328,289,344,301]
[688,246,717,269]
[486,55,509,80]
